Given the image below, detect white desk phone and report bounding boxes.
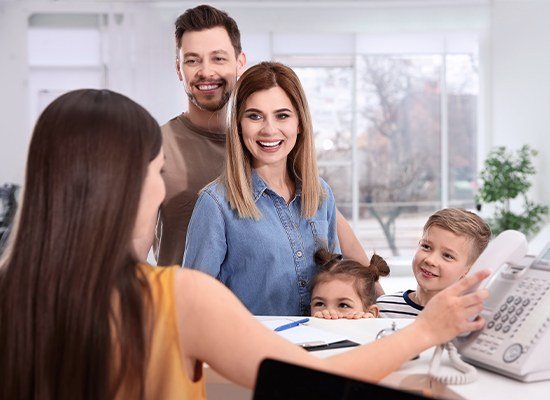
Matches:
[452,230,550,383]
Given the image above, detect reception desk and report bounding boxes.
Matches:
[205,317,550,399]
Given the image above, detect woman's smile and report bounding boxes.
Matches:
[257,139,284,151]
[240,86,299,170]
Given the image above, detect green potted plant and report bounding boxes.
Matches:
[476,145,548,237]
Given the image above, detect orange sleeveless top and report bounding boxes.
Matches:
[118,265,206,400]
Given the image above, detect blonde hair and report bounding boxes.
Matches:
[222,61,324,219]
[424,208,492,264]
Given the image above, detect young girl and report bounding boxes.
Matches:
[311,249,390,319]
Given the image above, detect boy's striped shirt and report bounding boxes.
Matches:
[376,290,423,319]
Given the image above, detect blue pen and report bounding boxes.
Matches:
[274,318,310,332]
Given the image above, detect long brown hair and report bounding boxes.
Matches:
[312,248,390,311]
[223,61,323,219]
[0,89,162,399]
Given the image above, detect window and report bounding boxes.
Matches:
[279,34,480,258]
[358,54,444,257]
[447,54,479,204]
[290,61,354,217]
[356,53,479,257]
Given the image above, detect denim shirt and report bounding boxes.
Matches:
[183,171,340,316]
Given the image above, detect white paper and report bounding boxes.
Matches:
[260,318,349,346]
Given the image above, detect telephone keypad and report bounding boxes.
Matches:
[485,277,550,342]
[464,246,550,370]
[473,333,503,356]
[515,307,523,315]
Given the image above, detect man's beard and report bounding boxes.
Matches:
[186,80,231,112]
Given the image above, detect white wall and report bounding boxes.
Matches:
[490,0,550,208]
[0,4,30,186]
[1,0,549,215]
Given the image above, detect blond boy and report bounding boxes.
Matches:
[376,208,491,318]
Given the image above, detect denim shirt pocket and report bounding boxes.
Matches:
[308,220,330,250]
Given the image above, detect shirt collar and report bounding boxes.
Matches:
[251,169,302,203]
[251,170,269,202]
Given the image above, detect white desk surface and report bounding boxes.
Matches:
[205,317,550,400]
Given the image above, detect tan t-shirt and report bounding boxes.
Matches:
[155,114,225,266]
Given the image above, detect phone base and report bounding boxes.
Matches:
[461,357,550,382]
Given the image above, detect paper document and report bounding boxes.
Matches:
[260,318,351,347]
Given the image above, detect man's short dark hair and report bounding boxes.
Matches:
[175,4,242,56]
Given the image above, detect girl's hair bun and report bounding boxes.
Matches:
[368,254,390,279]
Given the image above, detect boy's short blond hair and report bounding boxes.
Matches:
[424,208,491,265]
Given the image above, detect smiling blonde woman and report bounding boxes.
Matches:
[183,62,339,316]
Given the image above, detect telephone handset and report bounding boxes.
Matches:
[464,230,528,296]
[455,231,550,382]
[428,231,527,385]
